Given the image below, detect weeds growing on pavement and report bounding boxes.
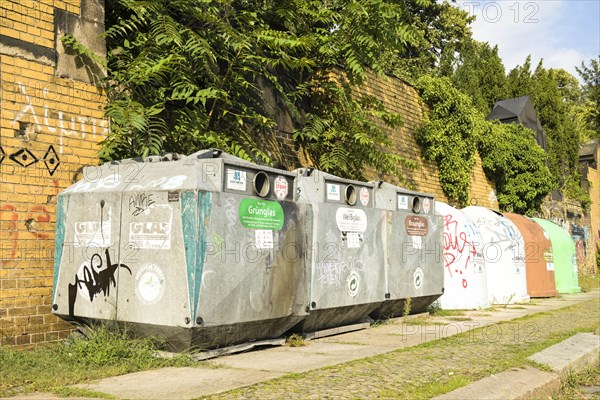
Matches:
[552,361,600,400]
[286,334,308,347]
[0,324,197,398]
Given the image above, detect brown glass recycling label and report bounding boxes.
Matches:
[405,215,429,236]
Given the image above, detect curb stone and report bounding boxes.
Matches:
[432,332,600,400]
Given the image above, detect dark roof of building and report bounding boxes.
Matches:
[486,95,547,151]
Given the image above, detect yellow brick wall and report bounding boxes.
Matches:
[0,1,107,346]
[359,72,498,209]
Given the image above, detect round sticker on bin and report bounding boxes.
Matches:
[135,263,166,305]
[413,267,424,290]
[359,187,369,206]
[274,176,288,200]
[347,271,360,297]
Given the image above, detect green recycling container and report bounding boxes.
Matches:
[532,218,580,294]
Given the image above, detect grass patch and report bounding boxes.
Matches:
[0,324,197,398]
[428,309,467,317]
[445,317,473,322]
[578,274,600,292]
[51,386,118,399]
[402,316,448,326]
[552,361,600,399]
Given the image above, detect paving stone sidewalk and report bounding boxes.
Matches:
[7,291,599,400]
[205,294,600,400]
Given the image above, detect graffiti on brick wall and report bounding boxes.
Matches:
[9,82,108,154]
[68,248,131,317]
[0,144,60,175]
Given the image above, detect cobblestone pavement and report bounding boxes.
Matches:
[205,297,600,400]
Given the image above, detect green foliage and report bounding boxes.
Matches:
[504,58,594,209]
[414,75,483,205]
[392,1,474,81]
[444,41,508,115]
[415,76,553,213]
[576,56,600,138]
[102,0,419,179]
[478,122,554,215]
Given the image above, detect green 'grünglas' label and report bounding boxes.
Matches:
[239,198,284,230]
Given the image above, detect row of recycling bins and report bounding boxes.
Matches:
[435,203,580,311]
[51,149,580,350]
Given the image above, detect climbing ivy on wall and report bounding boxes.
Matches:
[478,122,554,215]
[414,75,484,206]
[415,75,554,213]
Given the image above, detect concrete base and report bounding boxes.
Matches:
[303,322,371,340]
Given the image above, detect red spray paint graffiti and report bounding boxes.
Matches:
[443,214,477,289]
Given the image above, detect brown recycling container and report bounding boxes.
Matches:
[504,213,557,297]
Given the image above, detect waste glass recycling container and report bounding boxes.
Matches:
[435,202,490,310]
[370,182,444,318]
[532,218,581,294]
[504,213,557,298]
[462,206,530,305]
[291,168,386,333]
[53,149,308,350]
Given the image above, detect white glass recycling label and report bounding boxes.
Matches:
[226,169,247,191]
[336,207,367,232]
[398,195,408,210]
[327,183,341,201]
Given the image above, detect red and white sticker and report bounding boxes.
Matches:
[359,187,369,206]
[273,176,288,200]
[422,198,431,213]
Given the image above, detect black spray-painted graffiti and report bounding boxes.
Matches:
[68,248,131,317]
[0,145,60,175]
[129,193,155,216]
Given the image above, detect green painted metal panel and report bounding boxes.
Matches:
[532,218,580,293]
[52,195,68,303]
[181,191,198,317]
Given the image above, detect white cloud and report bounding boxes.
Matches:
[456,0,590,78]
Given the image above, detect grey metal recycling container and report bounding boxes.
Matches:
[291,168,386,332]
[370,182,444,318]
[52,149,308,350]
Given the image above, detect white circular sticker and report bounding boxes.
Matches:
[413,267,424,290]
[423,198,431,214]
[274,176,288,200]
[347,271,360,297]
[135,263,165,304]
[359,187,369,206]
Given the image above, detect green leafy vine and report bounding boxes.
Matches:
[414,75,483,206]
[415,75,554,213]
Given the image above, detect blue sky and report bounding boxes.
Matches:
[456,0,600,79]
